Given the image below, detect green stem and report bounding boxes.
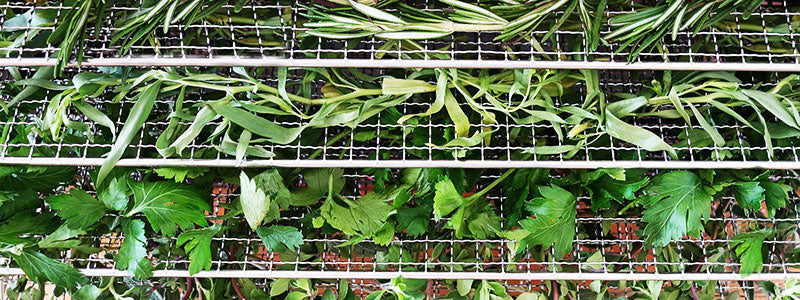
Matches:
[618,198,639,215]
[467,168,515,201]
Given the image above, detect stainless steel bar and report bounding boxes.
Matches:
[0,57,798,72]
[0,157,797,169]
[0,268,796,281]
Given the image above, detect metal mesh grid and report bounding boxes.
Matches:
[0,1,798,71]
[0,274,772,299]
[0,67,797,169]
[0,170,798,283]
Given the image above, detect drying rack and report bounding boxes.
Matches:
[1,1,800,298]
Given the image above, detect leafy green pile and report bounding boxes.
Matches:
[1,67,798,181]
[0,163,796,299]
[1,0,796,75]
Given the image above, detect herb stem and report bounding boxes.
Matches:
[468,168,515,201]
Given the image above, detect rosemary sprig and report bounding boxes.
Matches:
[604,0,763,61]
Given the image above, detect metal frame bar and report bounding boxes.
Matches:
[0,57,798,72]
[0,268,796,281]
[0,157,797,169]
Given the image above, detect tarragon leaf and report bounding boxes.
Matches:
[605,109,677,158]
[125,181,209,236]
[177,224,222,275]
[114,219,153,279]
[641,171,712,247]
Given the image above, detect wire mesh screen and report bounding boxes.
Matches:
[0,1,798,70]
[0,169,799,291]
[0,66,797,169]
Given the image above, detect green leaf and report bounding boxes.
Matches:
[517,185,576,257]
[271,278,291,296]
[605,109,676,158]
[240,171,271,231]
[0,189,40,221]
[761,182,789,218]
[97,81,161,185]
[395,205,430,238]
[641,171,712,247]
[209,100,306,145]
[256,225,303,252]
[126,181,209,236]
[73,100,116,140]
[153,167,209,183]
[742,89,799,129]
[382,78,436,95]
[72,285,101,300]
[444,89,470,138]
[433,177,464,220]
[457,280,473,296]
[115,219,153,279]
[47,189,108,230]
[730,230,770,276]
[348,0,407,24]
[0,166,76,193]
[177,224,222,275]
[731,182,765,212]
[291,169,344,206]
[433,176,500,238]
[320,188,396,237]
[0,213,57,245]
[588,174,649,212]
[12,250,89,291]
[98,177,129,211]
[254,169,292,208]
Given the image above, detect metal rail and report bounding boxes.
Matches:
[0,57,798,72]
[0,157,797,169]
[0,268,797,281]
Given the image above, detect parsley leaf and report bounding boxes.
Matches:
[0,166,76,192]
[98,177,129,211]
[254,169,292,209]
[320,188,396,237]
[731,182,765,212]
[256,225,303,252]
[177,224,222,275]
[433,177,501,238]
[517,185,576,257]
[125,181,209,236]
[48,189,108,230]
[730,229,771,276]
[292,169,344,206]
[761,182,790,218]
[641,171,712,247]
[0,189,39,221]
[115,219,153,279]
[11,250,89,291]
[395,204,431,238]
[0,213,57,245]
[154,167,209,182]
[240,172,271,231]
